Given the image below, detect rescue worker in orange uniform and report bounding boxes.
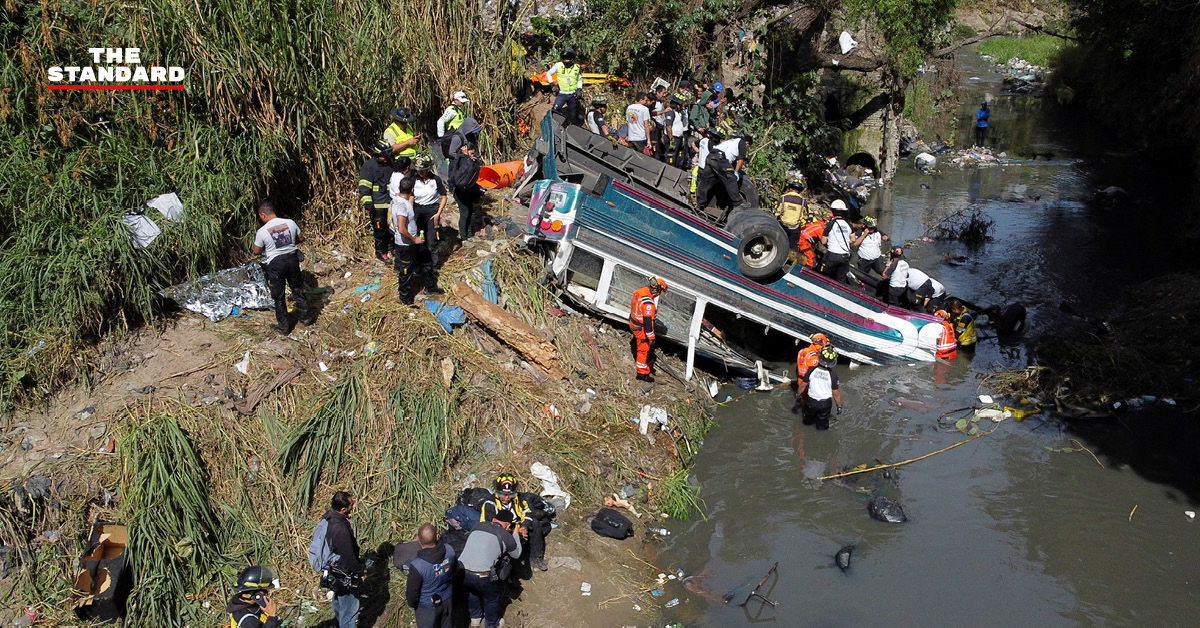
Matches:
[797,333,830,374]
[798,214,827,268]
[630,277,668,383]
[934,309,958,360]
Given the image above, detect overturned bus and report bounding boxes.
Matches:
[515,112,947,379]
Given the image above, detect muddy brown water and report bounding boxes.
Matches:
[656,51,1200,626]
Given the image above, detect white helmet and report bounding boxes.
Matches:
[830,199,848,213]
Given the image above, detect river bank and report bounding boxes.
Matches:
[0,194,715,625]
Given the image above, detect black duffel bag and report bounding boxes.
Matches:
[590,507,634,540]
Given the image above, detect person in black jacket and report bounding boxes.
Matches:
[450,142,484,241]
[405,524,456,628]
[357,140,395,262]
[322,491,364,628]
[227,565,280,628]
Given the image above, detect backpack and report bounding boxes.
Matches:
[307,517,341,572]
[460,487,494,510]
[590,508,634,540]
[445,504,482,532]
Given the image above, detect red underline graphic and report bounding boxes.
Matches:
[48,84,185,91]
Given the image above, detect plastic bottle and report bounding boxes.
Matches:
[646,527,670,537]
[247,455,259,482]
[664,598,679,608]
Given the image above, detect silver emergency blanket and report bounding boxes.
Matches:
[160,262,274,322]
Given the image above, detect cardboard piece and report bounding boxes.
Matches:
[73,523,131,622]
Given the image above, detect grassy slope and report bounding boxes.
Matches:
[977,34,1066,67]
[0,0,521,408]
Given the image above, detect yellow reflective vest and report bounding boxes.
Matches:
[552,62,582,94]
[383,122,417,157]
[774,192,808,228]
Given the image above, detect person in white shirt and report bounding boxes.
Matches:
[410,156,449,278]
[698,130,749,221]
[252,201,309,333]
[662,98,689,168]
[587,97,614,138]
[436,91,470,155]
[390,177,425,306]
[624,93,653,154]
[820,200,854,283]
[881,247,910,306]
[851,215,890,277]
[906,267,946,311]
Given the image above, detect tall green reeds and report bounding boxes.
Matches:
[121,415,222,624]
[277,369,366,507]
[0,0,521,408]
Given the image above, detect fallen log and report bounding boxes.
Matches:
[451,282,567,380]
[230,365,304,415]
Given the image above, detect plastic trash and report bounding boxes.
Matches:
[651,589,664,597]
[647,527,670,537]
[26,340,45,355]
[318,361,329,372]
[1186,511,1195,521]
[531,461,572,509]
[580,582,592,596]
[915,152,937,170]
[247,455,259,482]
[360,294,371,303]
[353,281,380,294]
[664,598,679,608]
[978,395,994,404]
[364,341,379,355]
[708,381,719,398]
[424,300,467,333]
[838,30,858,54]
[234,351,251,375]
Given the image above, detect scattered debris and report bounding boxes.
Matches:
[230,365,303,415]
[867,496,907,523]
[835,545,853,572]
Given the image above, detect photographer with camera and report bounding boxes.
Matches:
[318,491,365,628]
[459,509,522,628]
[227,566,279,627]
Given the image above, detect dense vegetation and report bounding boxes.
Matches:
[0,0,521,407]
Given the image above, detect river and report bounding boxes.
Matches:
[657,50,1199,626]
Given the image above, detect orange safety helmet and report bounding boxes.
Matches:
[934,309,950,319]
[810,333,830,347]
[648,277,668,294]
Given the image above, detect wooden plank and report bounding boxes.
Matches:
[451,282,567,380]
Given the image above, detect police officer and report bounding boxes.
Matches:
[358,140,395,262]
[795,345,843,430]
[384,106,421,158]
[437,91,470,156]
[546,48,582,125]
[406,524,456,628]
[629,277,667,383]
[227,566,279,628]
[820,200,853,283]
